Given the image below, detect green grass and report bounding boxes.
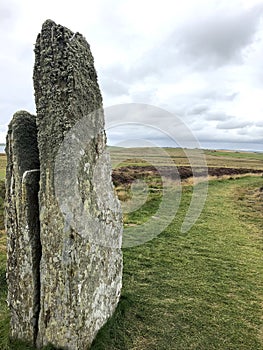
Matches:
[91,176,263,350]
[203,150,263,170]
[204,149,263,160]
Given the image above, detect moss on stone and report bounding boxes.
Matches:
[5,111,41,346]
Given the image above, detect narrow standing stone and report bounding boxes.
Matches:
[34,20,123,349]
[5,111,40,345]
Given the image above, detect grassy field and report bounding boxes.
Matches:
[109,147,263,170]
[0,148,262,182]
[90,176,263,350]
[0,149,262,349]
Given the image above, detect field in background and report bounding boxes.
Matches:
[0,148,263,182]
[109,147,263,169]
[0,155,6,181]
[0,148,262,349]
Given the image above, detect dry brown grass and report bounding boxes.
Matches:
[0,154,6,181]
[0,231,6,255]
[109,147,263,170]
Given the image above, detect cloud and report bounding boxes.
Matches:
[101,77,129,97]
[104,3,263,88]
[216,119,253,130]
[175,4,263,69]
[100,3,261,120]
[205,113,234,122]
[193,127,263,144]
[186,104,210,115]
[0,0,17,26]
[237,124,263,140]
[0,0,262,151]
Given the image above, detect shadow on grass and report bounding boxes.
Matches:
[0,268,7,295]
[91,294,135,350]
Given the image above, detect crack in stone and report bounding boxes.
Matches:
[22,170,42,346]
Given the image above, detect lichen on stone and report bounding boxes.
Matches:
[34,20,123,349]
[5,111,40,346]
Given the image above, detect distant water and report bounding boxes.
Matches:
[0,145,5,153]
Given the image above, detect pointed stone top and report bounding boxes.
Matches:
[42,19,57,28]
[39,20,59,37]
[39,19,75,39]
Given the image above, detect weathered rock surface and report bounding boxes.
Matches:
[33,20,123,349]
[5,111,40,345]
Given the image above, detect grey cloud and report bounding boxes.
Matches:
[224,92,239,101]
[199,90,239,102]
[187,104,210,115]
[216,120,253,130]
[105,103,174,126]
[237,124,263,138]
[205,113,234,121]
[0,1,18,32]
[237,129,263,142]
[115,4,263,85]
[193,127,261,143]
[101,59,160,88]
[100,77,129,97]
[100,3,261,105]
[189,123,206,132]
[175,5,263,68]
[97,68,130,104]
[0,2,13,22]
[130,89,157,104]
[98,1,263,104]
[104,103,200,148]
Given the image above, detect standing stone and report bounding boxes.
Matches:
[5,111,40,345]
[34,20,123,349]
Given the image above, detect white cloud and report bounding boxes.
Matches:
[0,0,262,151]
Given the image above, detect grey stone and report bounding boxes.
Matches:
[5,111,40,345]
[33,20,123,349]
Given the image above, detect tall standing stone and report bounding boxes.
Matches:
[33,20,123,349]
[5,111,40,345]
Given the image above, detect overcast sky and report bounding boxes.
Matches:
[0,0,263,151]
